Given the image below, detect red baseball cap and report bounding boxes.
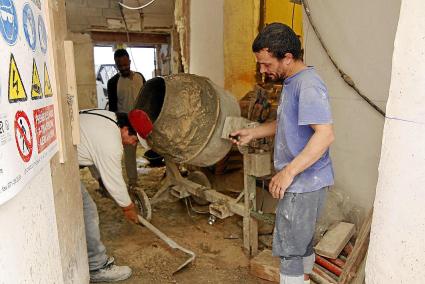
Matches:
[128,109,153,139]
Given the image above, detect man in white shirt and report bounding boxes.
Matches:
[78,109,152,282]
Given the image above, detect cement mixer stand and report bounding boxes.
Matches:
[150,117,271,256]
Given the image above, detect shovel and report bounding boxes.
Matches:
[137,215,196,274]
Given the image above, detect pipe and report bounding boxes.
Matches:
[315,255,342,276]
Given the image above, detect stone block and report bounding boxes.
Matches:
[87,0,110,8]
[88,16,108,28]
[102,7,121,18]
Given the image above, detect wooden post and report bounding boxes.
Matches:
[243,154,258,256]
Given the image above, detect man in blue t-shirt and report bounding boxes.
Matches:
[232,23,335,284]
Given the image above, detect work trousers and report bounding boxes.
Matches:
[124,144,137,186]
[81,182,109,271]
[272,188,327,279]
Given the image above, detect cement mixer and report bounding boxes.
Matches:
[133,73,271,257]
[134,73,240,166]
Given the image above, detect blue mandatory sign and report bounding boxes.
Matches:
[37,14,47,54]
[23,3,36,51]
[0,0,18,45]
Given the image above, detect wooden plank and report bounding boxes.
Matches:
[90,31,169,45]
[315,222,355,259]
[339,209,373,284]
[63,41,80,146]
[249,249,279,283]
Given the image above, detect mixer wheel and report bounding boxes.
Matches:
[187,171,211,206]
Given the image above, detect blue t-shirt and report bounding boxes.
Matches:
[274,67,334,193]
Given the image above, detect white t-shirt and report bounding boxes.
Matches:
[77,109,132,207]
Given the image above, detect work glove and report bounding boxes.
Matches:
[122,202,139,224]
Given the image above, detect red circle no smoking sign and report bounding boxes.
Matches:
[14,110,33,162]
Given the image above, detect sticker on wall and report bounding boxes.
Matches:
[33,105,56,154]
[0,0,18,45]
[44,63,53,97]
[0,113,11,147]
[23,3,36,51]
[8,54,28,103]
[14,110,33,163]
[31,59,42,100]
[37,14,47,54]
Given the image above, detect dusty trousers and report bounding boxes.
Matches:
[123,144,137,186]
[81,182,109,271]
[272,188,327,277]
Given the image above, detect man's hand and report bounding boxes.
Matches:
[122,202,139,224]
[230,128,254,146]
[269,168,295,199]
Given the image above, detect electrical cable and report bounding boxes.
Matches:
[291,2,296,29]
[118,0,155,10]
[301,0,386,117]
[118,0,139,72]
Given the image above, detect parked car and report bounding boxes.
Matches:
[95,64,118,109]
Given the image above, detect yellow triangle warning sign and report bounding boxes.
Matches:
[44,63,53,98]
[8,54,28,103]
[31,59,43,100]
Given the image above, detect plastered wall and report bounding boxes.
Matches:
[223,0,259,99]
[0,0,89,282]
[366,0,425,281]
[0,165,63,283]
[302,1,401,221]
[189,0,224,87]
[50,1,90,282]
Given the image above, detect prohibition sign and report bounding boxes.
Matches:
[14,110,33,162]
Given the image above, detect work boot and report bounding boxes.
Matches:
[90,257,132,283]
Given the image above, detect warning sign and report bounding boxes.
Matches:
[31,59,43,100]
[33,105,56,153]
[8,54,28,103]
[14,111,33,163]
[44,63,53,97]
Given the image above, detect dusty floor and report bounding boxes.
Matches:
[81,164,272,284]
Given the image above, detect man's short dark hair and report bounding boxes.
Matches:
[252,23,302,60]
[115,112,136,136]
[114,49,130,59]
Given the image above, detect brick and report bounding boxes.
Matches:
[315,222,356,259]
[88,16,107,28]
[102,8,121,18]
[87,0,110,9]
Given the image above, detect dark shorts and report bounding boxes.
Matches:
[272,187,327,276]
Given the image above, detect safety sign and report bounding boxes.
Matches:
[0,0,18,45]
[8,54,27,103]
[33,105,55,154]
[31,59,42,99]
[0,0,57,206]
[44,63,53,97]
[37,14,46,53]
[23,3,36,51]
[14,110,33,163]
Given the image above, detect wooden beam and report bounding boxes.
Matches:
[339,209,373,284]
[250,249,279,283]
[90,31,170,45]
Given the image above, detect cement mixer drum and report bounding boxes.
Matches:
[134,74,240,167]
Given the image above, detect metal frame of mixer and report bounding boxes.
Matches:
[148,117,272,256]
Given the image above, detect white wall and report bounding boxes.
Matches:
[366,0,425,281]
[0,165,63,283]
[189,0,225,87]
[303,1,401,219]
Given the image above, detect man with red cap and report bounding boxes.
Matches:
[78,109,152,282]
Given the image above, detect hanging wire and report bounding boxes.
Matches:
[118,0,156,10]
[291,2,296,29]
[301,0,386,117]
[118,0,139,72]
